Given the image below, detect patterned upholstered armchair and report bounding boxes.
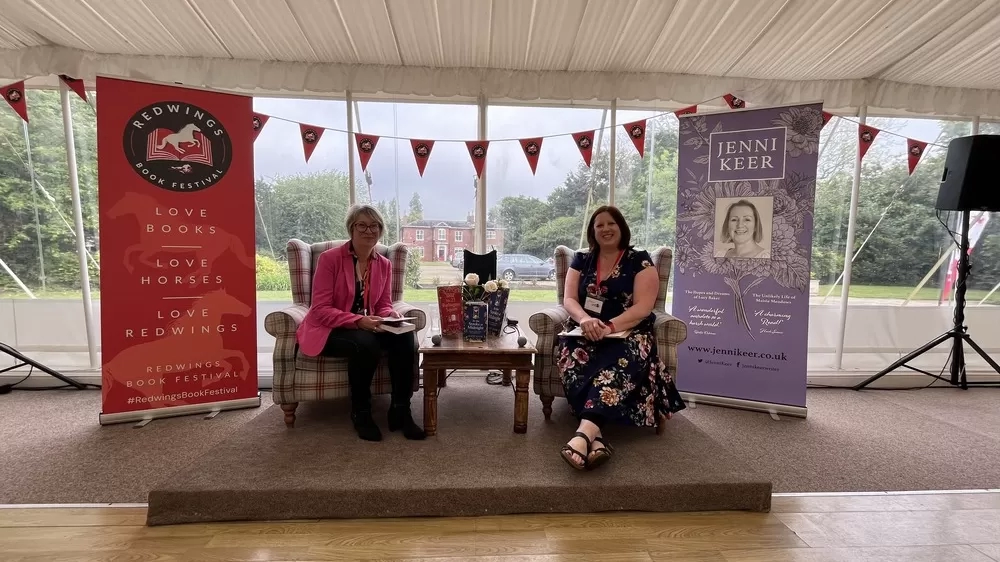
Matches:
[528,245,687,433]
[264,239,426,427]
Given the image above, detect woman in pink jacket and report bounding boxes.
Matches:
[296,204,424,442]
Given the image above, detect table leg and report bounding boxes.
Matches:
[502,369,511,386]
[514,368,530,434]
[423,368,438,436]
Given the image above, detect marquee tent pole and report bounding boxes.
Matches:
[347,91,356,207]
[476,95,487,253]
[60,81,98,369]
[835,104,867,370]
[609,99,617,206]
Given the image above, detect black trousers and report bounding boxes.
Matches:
[321,328,417,411]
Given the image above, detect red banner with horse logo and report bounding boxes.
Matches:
[96,77,258,422]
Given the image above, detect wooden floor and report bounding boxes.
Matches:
[1,492,999,561]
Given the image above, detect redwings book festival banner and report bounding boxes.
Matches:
[673,102,822,415]
[97,77,258,424]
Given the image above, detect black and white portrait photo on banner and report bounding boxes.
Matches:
[713,196,774,260]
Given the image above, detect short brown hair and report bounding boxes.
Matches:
[586,205,631,253]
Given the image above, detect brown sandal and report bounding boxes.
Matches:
[560,432,591,470]
[587,436,613,470]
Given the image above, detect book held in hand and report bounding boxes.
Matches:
[558,326,631,339]
[377,322,415,334]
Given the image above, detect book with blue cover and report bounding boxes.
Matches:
[463,301,488,342]
[486,288,509,336]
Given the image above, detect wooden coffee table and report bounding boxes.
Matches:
[420,331,536,436]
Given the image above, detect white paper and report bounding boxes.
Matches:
[558,326,630,339]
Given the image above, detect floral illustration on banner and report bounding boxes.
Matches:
[772,106,823,156]
[676,109,818,338]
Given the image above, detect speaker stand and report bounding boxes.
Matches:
[853,209,1000,390]
[0,342,87,390]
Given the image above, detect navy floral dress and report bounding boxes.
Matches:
[557,247,686,427]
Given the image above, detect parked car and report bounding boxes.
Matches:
[496,253,555,281]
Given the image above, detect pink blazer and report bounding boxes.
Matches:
[296,243,395,357]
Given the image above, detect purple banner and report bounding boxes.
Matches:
[673,103,822,409]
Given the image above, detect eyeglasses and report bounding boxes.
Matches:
[354,223,379,233]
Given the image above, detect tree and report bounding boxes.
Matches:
[0,90,99,293]
[406,192,423,224]
[376,198,399,246]
[254,171,353,259]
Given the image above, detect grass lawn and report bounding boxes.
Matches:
[818,284,1000,303]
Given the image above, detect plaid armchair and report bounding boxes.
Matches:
[528,245,687,433]
[264,239,426,427]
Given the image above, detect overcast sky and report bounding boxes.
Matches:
[252,97,946,222]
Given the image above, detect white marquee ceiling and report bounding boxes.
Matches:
[1,0,999,118]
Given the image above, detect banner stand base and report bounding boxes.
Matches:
[680,392,807,419]
[99,394,261,426]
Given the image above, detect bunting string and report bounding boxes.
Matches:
[0,77,965,178]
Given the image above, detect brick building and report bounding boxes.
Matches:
[401,213,505,262]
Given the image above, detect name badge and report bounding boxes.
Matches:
[584,296,605,314]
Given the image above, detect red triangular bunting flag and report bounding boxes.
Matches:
[59,75,87,102]
[572,131,595,167]
[674,105,697,116]
[519,137,543,175]
[907,138,927,175]
[623,119,647,158]
[723,94,745,109]
[466,140,490,179]
[355,133,380,172]
[1,81,28,123]
[252,113,269,142]
[858,124,880,160]
[822,111,833,127]
[299,123,324,163]
[410,139,435,176]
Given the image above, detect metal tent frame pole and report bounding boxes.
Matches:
[834,104,866,370]
[60,80,98,369]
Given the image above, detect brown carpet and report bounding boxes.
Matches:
[145,379,771,525]
[3,380,1000,525]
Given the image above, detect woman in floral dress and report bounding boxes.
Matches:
[557,206,686,470]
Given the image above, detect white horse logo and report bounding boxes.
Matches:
[156,123,201,154]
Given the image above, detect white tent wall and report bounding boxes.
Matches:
[2,0,1000,388]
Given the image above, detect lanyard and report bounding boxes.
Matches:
[595,250,625,288]
[356,256,372,315]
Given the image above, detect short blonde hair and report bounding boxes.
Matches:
[345,204,385,236]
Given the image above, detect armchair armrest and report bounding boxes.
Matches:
[392,301,427,331]
[654,311,688,346]
[529,305,570,334]
[529,305,570,353]
[264,304,309,338]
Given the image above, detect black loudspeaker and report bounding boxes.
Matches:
[935,134,1000,212]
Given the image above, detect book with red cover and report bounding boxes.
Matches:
[437,286,463,335]
[145,128,214,165]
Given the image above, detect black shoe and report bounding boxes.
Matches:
[351,409,382,441]
[388,404,426,440]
